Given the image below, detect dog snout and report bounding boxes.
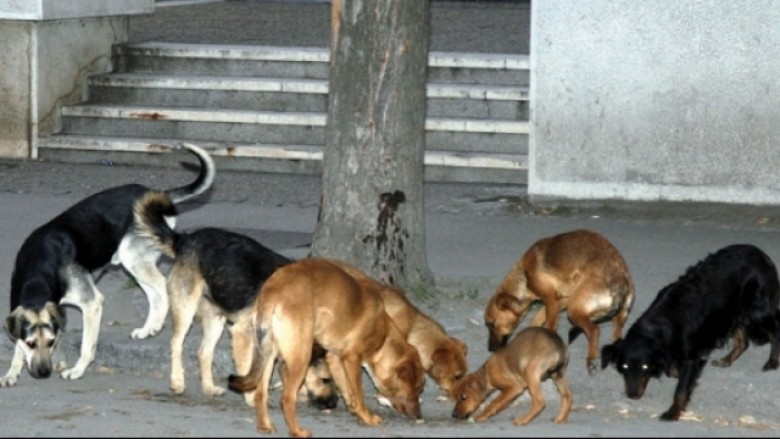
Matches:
[624,377,648,400]
[30,362,52,379]
[309,391,339,410]
[487,333,509,352]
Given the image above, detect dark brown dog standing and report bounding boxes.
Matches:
[484,229,635,374]
[227,258,425,438]
[601,244,780,421]
[451,326,572,426]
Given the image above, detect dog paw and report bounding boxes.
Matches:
[762,358,779,370]
[60,366,86,380]
[659,409,680,421]
[710,358,732,368]
[0,375,19,387]
[203,385,226,397]
[130,327,158,340]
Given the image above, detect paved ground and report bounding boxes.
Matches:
[4,1,780,437]
[3,155,780,437]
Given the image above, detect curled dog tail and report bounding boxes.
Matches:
[133,191,178,258]
[164,142,216,204]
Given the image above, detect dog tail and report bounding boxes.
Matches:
[133,191,178,258]
[164,142,216,204]
[228,343,263,394]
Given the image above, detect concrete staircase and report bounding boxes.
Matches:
[38,42,530,184]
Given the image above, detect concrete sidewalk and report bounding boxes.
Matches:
[2,159,780,436]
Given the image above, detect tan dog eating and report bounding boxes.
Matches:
[327,259,469,398]
[451,326,572,426]
[227,258,425,438]
[484,228,635,374]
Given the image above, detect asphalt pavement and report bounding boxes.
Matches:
[3,1,780,437]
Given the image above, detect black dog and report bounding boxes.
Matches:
[2,143,215,386]
[134,193,339,409]
[601,244,780,421]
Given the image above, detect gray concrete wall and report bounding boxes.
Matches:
[0,0,150,158]
[530,0,780,205]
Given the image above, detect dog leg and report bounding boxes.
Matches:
[528,304,548,327]
[711,326,747,368]
[278,349,313,438]
[228,313,256,406]
[0,344,26,387]
[763,328,780,371]
[325,351,356,408]
[168,271,202,395]
[474,385,523,423]
[661,359,705,421]
[197,300,227,397]
[340,352,382,427]
[252,330,279,434]
[550,370,572,424]
[117,236,169,339]
[59,270,104,380]
[567,291,602,375]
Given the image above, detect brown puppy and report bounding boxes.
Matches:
[327,259,469,398]
[452,326,572,426]
[228,258,425,438]
[484,228,635,374]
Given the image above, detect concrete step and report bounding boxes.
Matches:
[86,74,529,119]
[43,43,530,184]
[114,42,530,85]
[57,104,529,153]
[38,134,529,184]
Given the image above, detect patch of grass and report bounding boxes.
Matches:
[123,277,139,290]
[408,282,441,310]
[453,287,481,300]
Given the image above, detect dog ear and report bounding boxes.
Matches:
[495,293,523,314]
[600,339,623,369]
[44,302,66,332]
[450,337,468,356]
[4,307,25,341]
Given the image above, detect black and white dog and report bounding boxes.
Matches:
[1,143,215,386]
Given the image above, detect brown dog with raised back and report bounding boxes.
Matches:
[451,326,572,426]
[484,229,635,374]
[227,258,425,438]
[327,259,469,399]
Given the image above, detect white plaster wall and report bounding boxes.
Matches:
[0,0,152,20]
[0,22,30,158]
[530,0,780,204]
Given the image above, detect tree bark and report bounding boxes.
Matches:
[310,0,434,290]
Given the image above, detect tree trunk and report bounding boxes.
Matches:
[310,0,434,291]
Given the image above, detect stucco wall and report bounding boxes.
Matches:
[530,0,780,204]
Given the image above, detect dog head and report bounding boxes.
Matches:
[601,322,671,399]
[303,345,339,410]
[429,336,469,398]
[450,370,490,420]
[4,302,65,379]
[484,292,535,352]
[371,336,426,421]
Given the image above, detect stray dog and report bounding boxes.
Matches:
[451,326,572,426]
[133,199,338,409]
[484,228,635,374]
[227,257,426,438]
[327,259,469,398]
[1,143,215,387]
[601,244,780,421]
